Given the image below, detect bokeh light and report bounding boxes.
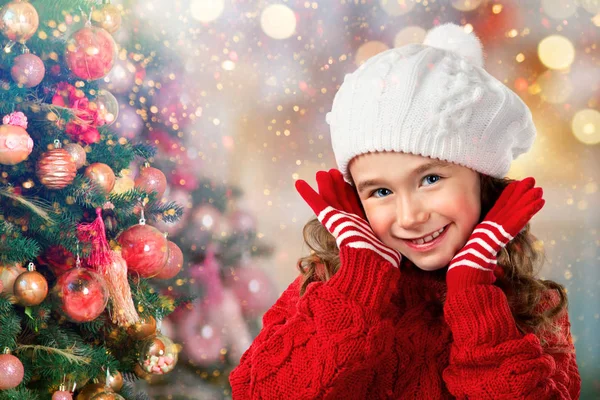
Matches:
[190,0,225,23]
[538,35,575,70]
[260,4,296,40]
[536,70,573,104]
[451,0,482,12]
[541,0,578,19]
[355,41,389,66]
[572,109,600,145]
[394,25,426,47]
[380,0,416,16]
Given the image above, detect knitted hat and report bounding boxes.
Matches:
[326,23,536,184]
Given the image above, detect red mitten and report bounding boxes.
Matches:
[446,177,545,295]
[295,169,401,269]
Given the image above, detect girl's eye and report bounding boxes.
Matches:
[371,188,392,198]
[422,174,442,186]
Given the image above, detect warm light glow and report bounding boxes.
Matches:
[190,0,225,23]
[394,26,426,47]
[451,0,482,12]
[572,109,600,145]
[538,35,575,70]
[260,4,296,40]
[380,0,416,16]
[355,41,389,66]
[541,0,577,20]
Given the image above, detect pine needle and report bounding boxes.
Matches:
[15,344,91,365]
[0,188,54,224]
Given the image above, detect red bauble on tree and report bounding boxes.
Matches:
[37,245,77,276]
[37,141,77,190]
[154,240,183,280]
[51,267,109,323]
[65,25,116,80]
[135,163,167,199]
[118,224,168,278]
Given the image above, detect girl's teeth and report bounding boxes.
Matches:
[411,225,446,245]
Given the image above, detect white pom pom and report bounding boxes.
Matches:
[423,23,484,68]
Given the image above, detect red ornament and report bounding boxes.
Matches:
[154,241,183,280]
[64,25,116,80]
[0,349,24,389]
[135,164,167,199]
[52,268,109,323]
[118,224,168,278]
[51,385,72,400]
[37,245,77,276]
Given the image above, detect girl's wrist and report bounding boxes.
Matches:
[328,246,401,312]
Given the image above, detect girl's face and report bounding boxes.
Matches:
[349,152,481,271]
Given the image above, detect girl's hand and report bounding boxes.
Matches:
[446,177,545,294]
[295,169,402,269]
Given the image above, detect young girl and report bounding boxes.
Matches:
[229,24,580,399]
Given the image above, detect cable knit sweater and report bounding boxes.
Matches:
[229,247,581,399]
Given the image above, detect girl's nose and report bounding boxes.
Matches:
[396,194,429,230]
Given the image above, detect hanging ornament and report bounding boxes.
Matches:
[52,267,109,323]
[0,111,33,165]
[90,391,124,400]
[91,3,122,34]
[97,368,123,392]
[224,257,277,319]
[90,90,118,126]
[37,140,77,189]
[65,24,116,80]
[184,204,222,245]
[0,262,26,304]
[84,163,116,193]
[11,52,45,87]
[0,348,24,390]
[138,328,178,375]
[52,384,73,400]
[134,162,167,199]
[154,240,183,280]
[63,143,87,170]
[77,208,113,267]
[102,250,139,327]
[0,0,39,49]
[13,262,48,306]
[117,206,168,278]
[127,315,156,340]
[75,382,105,400]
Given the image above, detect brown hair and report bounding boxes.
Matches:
[296,174,568,343]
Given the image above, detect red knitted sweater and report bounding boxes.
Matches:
[229,248,581,399]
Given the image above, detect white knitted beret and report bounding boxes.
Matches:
[326,23,536,183]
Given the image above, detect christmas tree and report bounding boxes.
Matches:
[0,0,187,398]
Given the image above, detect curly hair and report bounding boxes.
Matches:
[296,174,568,344]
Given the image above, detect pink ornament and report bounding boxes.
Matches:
[65,26,116,80]
[135,165,167,199]
[228,210,257,236]
[52,268,109,323]
[154,241,183,280]
[91,89,119,125]
[0,352,24,389]
[11,53,45,88]
[190,246,224,305]
[2,111,28,128]
[118,224,168,278]
[179,301,225,367]
[51,390,73,400]
[224,263,277,318]
[0,124,33,165]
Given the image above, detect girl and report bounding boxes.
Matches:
[229,24,580,399]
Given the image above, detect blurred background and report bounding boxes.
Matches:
[97,0,598,398]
